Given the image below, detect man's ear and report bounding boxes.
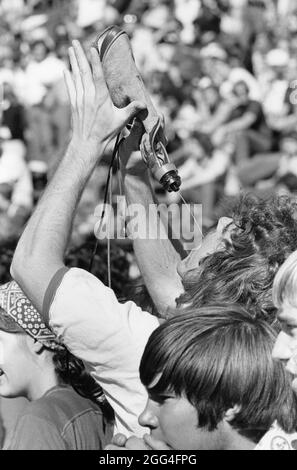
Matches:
[223,405,241,423]
[25,335,44,354]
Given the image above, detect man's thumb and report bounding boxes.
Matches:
[121,100,147,125]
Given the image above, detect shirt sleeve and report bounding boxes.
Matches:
[5,415,66,450]
[44,267,159,437]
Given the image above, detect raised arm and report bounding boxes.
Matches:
[11,41,145,312]
[119,122,185,316]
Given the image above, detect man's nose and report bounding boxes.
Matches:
[272,332,292,362]
[138,399,159,429]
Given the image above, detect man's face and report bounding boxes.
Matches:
[272,303,297,393]
[0,331,33,398]
[177,217,233,278]
[138,386,226,450]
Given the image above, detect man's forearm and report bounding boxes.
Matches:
[123,170,184,315]
[11,141,100,312]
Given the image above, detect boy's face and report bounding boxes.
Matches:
[272,303,297,394]
[138,387,226,450]
[0,330,34,398]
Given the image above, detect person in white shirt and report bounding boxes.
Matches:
[11,40,297,447]
[11,40,149,436]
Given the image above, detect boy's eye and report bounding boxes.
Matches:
[149,393,172,404]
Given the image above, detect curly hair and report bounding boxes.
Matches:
[177,194,297,322]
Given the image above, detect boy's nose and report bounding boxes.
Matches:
[272,332,293,363]
[138,399,159,429]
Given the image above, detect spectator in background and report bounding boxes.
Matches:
[177,132,230,224]
[43,42,71,175]
[200,42,261,101]
[276,132,297,193]
[24,38,66,168]
[0,83,33,242]
[214,79,272,164]
[263,48,290,130]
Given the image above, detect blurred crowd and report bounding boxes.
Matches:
[1,0,297,450]
[0,0,297,239]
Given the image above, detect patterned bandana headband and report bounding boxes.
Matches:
[0,281,64,351]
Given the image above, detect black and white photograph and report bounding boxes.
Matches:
[0,0,296,455]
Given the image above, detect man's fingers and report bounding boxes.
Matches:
[118,100,147,129]
[63,70,76,110]
[111,433,127,447]
[90,47,106,93]
[143,434,171,450]
[72,40,94,91]
[125,436,149,450]
[68,46,83,103]
[104,444,125,450]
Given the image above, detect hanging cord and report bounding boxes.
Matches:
[88,132,203,285]
[88,134,123,274]
[117,151,124,197]
[107,163,113,288]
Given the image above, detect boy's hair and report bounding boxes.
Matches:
[177,195,297,323]
[140,304,297,443]
[272,249,297,308]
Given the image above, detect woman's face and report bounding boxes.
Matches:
[0,331,34,398]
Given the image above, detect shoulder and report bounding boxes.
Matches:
[18,386,103,422]
[5,406,67,450]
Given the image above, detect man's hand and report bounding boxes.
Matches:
[105,433,150,450]
[119,119,147,175]
[64,40,146,154]
[104,433,172,450]
[143,434,172,450]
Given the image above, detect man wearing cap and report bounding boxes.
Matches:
[0,281,112,449]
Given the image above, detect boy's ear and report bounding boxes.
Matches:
[223,405,241,423]
[25,335,44,354]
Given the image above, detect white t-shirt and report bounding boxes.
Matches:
[43,267,159,437]
[255,423,297,450]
